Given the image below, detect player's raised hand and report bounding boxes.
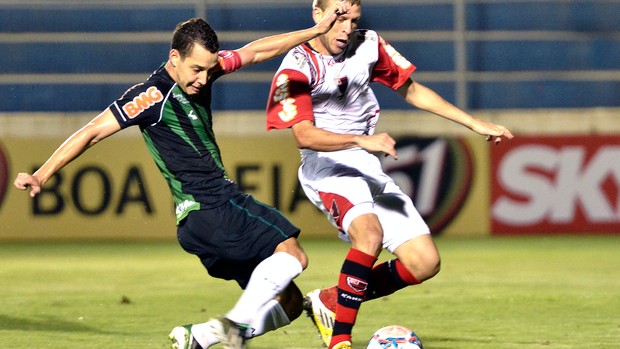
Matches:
[14,172,42,198]
[315,1,350,34]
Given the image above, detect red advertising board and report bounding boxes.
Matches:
[491,135,620,235]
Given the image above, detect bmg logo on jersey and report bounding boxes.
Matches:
[380,137,473,235]
[122,86,164,118]
[0,141,9,213]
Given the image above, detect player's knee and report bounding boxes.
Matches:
[275,238,309,269]
[399,252,434,275]
[396,240,441,281]
[421,253,441,280]
[402,254,440,282]
[284,249,309,270]
[291,243,309,270]
[348,214,384,256]
[423,255,441,279]
[297,252,309,270]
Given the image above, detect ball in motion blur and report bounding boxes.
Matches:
[366,325,423,349]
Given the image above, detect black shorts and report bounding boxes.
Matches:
[176,193,300,288]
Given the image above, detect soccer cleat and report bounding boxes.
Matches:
[331,340,352,349]
[169,324,204,349]
[208,317,248,349]
[303,288,337,347]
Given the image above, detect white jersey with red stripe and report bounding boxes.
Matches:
[267,29,415,144]
[266,29,430,248]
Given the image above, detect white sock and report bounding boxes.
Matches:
[247,299,290,337]
[191,320,223,348]
[226,252,302,326]
[191,300,290,347]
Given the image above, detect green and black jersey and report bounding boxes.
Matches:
[110,60,240,224]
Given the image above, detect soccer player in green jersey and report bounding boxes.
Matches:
[14,4,348,349]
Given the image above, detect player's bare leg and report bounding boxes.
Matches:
[393,234,440,282]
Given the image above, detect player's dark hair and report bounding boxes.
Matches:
[171,18,219,58]
[313,0,361,11]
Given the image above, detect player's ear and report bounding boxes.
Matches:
[169,49,181,67]
[312,6,324,24]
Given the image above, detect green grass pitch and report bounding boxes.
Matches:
[1,235,619,348]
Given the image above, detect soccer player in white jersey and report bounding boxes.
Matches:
[265,1,514,348]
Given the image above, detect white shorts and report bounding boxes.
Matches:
[299,148,430,253]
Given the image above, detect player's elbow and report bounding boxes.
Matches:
[294,135,313,149]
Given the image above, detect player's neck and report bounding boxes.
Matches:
[307,39,331,57]
[164,61,178,83]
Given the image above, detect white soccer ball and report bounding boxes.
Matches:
[366,325,423,349]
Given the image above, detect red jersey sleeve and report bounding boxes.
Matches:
[218,50,243,74]
[266,69,314,130]
[371,36,416,90]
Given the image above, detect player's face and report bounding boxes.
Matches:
[314,1,361,56]
[171,43,220,96]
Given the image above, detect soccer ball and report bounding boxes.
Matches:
[366,325,423,349]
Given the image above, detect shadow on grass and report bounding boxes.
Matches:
[0,314,112,334]
[424,335,553,348]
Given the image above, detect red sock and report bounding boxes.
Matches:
[366,259,420,301]
[320,259,421,312]
[329,248,377,348]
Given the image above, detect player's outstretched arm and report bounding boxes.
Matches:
[397,79,514,144]
[235,2,348,67]
[13,109,121,197]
